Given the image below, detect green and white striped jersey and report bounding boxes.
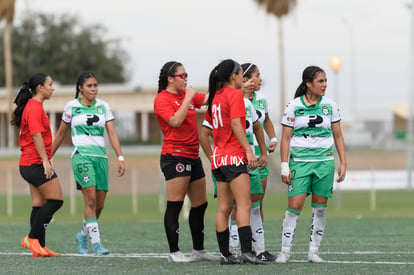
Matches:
[251,91,268,126]
[281,96,341,162]
[244,98,259,153]
[251,91,269,157]
[62,98,114,158]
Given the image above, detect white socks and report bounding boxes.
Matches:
[281,209,299,247]
[250,201,264,255]
[309,206,326,248]
[86,222,101,244]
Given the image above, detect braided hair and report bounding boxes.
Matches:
[157,61,182,93]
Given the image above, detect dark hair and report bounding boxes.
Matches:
[207,59,240,116]
[11,73,48,128]
[241,63,257,78]
[294,66,325,98]
[157,61,183,93]
[75,72,97,98]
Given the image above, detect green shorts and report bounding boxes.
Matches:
[258,164,269,181]
[211,168,263,197]
[288,159,335,198]
[72,153,109,191]
[250,168,264,195]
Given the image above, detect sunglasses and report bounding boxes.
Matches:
[173,73,188,80]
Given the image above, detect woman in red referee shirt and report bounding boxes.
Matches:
[154,61,218,263]
[11,73,63,257]
[205,59,264,264]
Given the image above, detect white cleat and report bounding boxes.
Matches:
[275,246,290,263]
[308,251,325,263]
[191,249,220,261]
[168,251,194,262]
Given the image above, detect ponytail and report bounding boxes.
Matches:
[75,72,96,98]
[11,73,48,128]
[207,59,240,116]
[294,66,325,98]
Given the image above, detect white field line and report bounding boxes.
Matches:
[1,251,414,265]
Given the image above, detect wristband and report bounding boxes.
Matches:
[118,156,125,161]
[281,162,290,177]
[270,137,278,143]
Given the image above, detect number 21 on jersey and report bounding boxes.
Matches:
[212,104,223,128]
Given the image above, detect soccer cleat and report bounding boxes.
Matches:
[308,250,325,263]
[92,243,110,255]
[43,247,62,257]
[229,246,240,256]
[219,254,241,265]
[275,246,291,263]
[21,236,48,256]
[167,251,193,262]
[32,253,43,258]
[75,232,88,254]
[191,249,220,261]
[256,251,277,262]
[239,251,266,264]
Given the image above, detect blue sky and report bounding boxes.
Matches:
[12,0,411,121]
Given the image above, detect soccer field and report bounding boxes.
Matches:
[1,191,414,274]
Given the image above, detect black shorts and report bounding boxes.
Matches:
[19,164,58,187]
[160,154,205,182]
[212,164,248,183]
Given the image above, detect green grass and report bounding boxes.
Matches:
[1,191,414,274]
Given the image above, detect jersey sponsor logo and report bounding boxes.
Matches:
[211,147,245,169]
[256,109,263,120]
[86,114,100,126]
[176,163,185,173]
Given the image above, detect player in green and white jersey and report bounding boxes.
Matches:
[241,63,278,254]
[275,66,347,263]
[52,72,125,255]
[200,89,273,261]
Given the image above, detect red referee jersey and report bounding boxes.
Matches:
[205,87,247,170]
[154,90,206,158]
[19,99,53,166]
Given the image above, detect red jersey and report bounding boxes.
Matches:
[154,90,206,158]
[205,87,247,170]
[19,99,53,166]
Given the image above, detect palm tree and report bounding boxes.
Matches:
[254,0,296,118]
[0,0,16,148]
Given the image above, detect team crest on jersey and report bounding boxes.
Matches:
[188,103,195,110]
[322,106,329,115]
[176,163,185,173]
[97,106,103,114]
[245,107,251,118]
[83,174,90,183]
[258,100,264,109]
